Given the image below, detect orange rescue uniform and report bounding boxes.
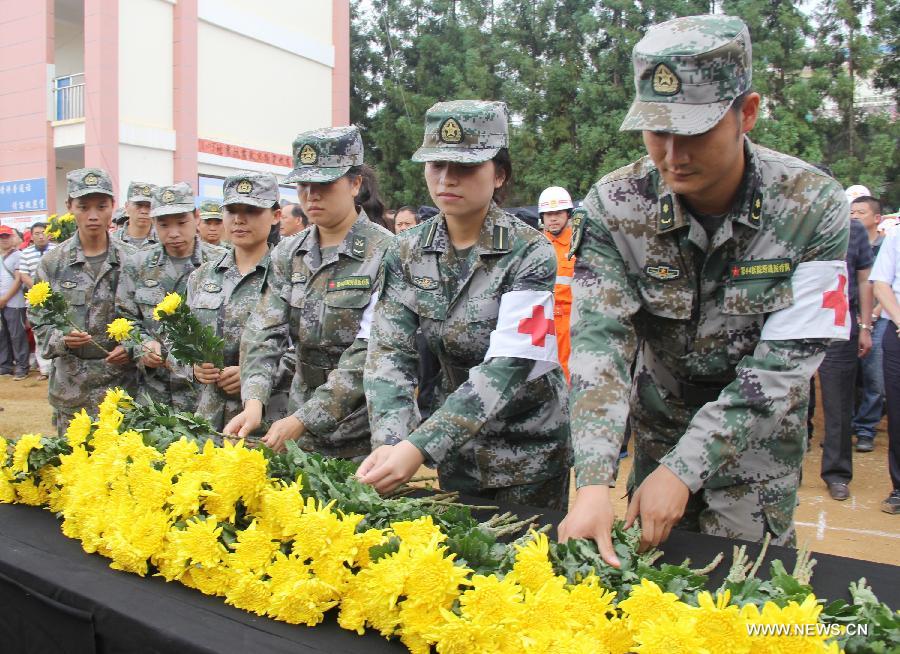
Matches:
[544,224,573,382]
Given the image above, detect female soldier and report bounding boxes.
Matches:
[186,171,286,432]
[225,126,393,459]
[358,101,571,510]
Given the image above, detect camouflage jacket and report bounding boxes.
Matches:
[185,248,288,430]
[116,236,226,410]
[364,205,571,489]
[30,232,138,413]
[569,139,849,490]
[240,210,393,458]
[112,222,158,248]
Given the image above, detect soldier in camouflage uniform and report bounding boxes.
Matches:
[116,182,226,412]
[113,181,159,248]
[187,172,288,432]
[197,200,226,248]
[31,168,137,434]
[359,101,571,510]
[560,16,850,563]
[226,126,393,459]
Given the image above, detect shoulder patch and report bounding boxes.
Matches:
[327,275,371,292]
[730,258,793,282]
[492,225,509,251]
[412,275,439,291]
[61,280,77,289]
[203,282,222,293]
[568,208,587,259]
[645,264,681,281]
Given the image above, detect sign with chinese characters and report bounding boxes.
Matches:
[0,178,47,214]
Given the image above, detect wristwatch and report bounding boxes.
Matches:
[858,323,872,331]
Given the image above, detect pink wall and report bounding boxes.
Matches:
[173,0,198,186]
[332,0,350,127]
[84,0,119,195]
[0,0,56,214]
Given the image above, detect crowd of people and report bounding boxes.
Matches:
[1,15,898,564]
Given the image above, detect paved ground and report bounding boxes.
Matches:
[1,372,897,565]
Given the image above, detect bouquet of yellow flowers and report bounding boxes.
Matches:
[26,281,108,354]
[45,213,76,242]
[108,292,223,366]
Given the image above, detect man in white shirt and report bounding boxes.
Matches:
[870,226,900,514]
[0,225,29,380]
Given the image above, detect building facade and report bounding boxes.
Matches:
[0,0,350,228]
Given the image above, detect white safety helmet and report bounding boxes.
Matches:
[538,186,574,214]
[845,184,871,203]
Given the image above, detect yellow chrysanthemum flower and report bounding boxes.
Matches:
[153,292,182,320]
[106,317,134,342]
[64,409,93,448]
[429,609,519,654]
[618,578,690,630]
[25,281,52,307]
[59,212,75,223]
[228,520,280,573]
[633,615,710,654]
[13,479,49,506]
[225,572,272,616]
[458,574,524,625]
[168,517,226,568]
[12,433,44,474]
[510,531,556,592]
[391,515,447,549]
[694,590,751,654]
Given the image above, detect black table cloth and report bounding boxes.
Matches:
[1,502,897,654]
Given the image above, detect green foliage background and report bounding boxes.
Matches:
[350,0,899,210]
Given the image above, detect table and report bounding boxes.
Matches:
[1,503,897,654]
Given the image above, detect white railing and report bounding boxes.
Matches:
[53,73,85,121]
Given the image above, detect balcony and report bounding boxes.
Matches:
[53,73,84,122]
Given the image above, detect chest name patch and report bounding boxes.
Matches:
[730,259,792,281]
[328,275,371,291]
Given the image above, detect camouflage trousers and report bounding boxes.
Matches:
[138,366,197,414]
[437,468,570,511]
[627,444,798,547]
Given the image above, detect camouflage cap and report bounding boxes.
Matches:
[620,15,752,135]
[284,126,363,184]
[198,200,224,221]
[412,100,509,163]
[126,181,157,203]
[150,182,195,218]
[222,171,280,208]
[67,167,115,199]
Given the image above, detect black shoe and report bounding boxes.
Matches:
[828,482,850,501]
[882,490,900,515]
[855,437,874,452]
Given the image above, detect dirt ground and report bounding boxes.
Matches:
[1,372,897,565]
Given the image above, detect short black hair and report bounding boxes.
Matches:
[852,195,882,214]
[395,205,420,223]
[31,222,47,230]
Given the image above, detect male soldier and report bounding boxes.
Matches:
[560,15,850,565]
[538,186,575,381]
[114,181,159,248]
[30,168,136,433]
[116,182,225,411]
[197,201,225,247]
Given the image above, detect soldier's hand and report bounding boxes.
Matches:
[63,330,93,349]
[141,340,165,368]
[105,345,130,365]
[558,485,621,568]
[625,464,690,552]
[261,416,304,452]
[193,363,221,385]
[357,442,425,494]
[216,366,241,396]
[224,400,263,440]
